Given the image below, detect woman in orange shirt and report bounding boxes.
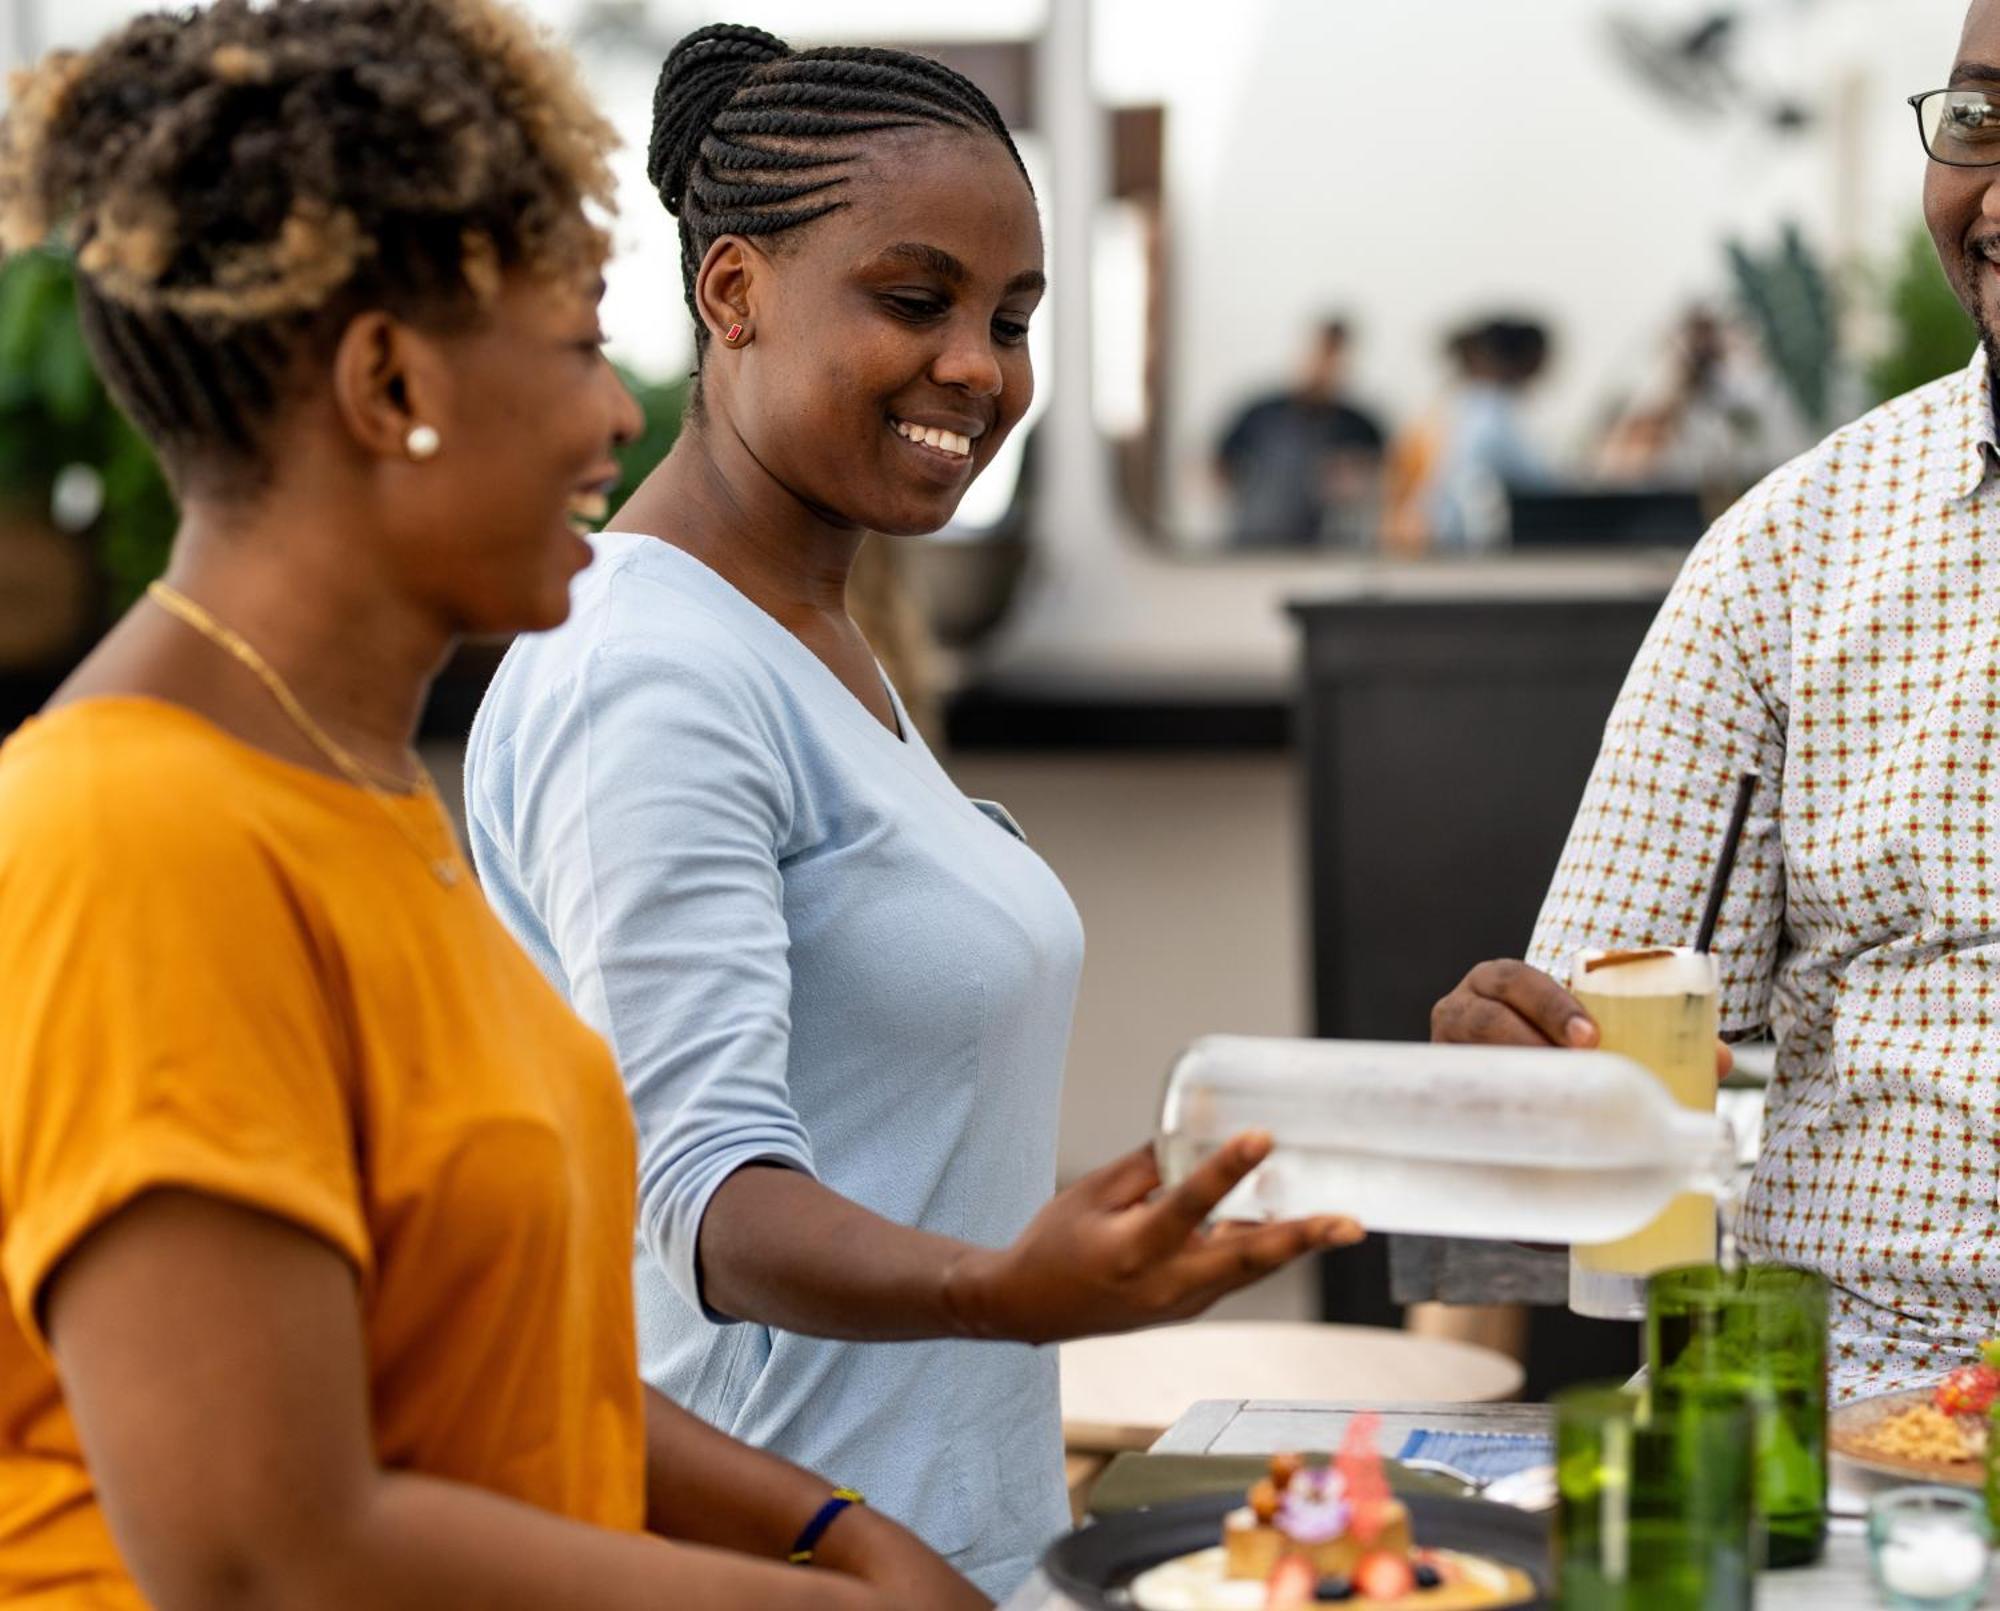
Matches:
[0,1,1041,1605]
[0,5,1285,1605]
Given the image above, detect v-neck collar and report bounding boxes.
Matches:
[606,533,919,755]
[590,531,1052,854]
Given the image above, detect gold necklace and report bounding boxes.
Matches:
[145,580,462,888]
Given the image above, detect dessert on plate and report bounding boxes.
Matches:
[1127,1418,1536,1610]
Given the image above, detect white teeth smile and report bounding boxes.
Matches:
[893,419,973,459]
[565,489,610,536]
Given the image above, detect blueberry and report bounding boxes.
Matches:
[1412,1562,1443,1589]
[1314,1579,1355,1602]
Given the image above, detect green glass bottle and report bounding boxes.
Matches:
[1987,1400,2000,1531]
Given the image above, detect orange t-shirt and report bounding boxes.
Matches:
[0,700,647,1606]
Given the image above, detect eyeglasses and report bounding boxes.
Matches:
[1911,88,2000,167]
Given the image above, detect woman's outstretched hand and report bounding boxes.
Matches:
[945,1133,1363,1347]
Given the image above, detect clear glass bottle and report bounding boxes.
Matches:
[1154,1035,1734,1246]
[1986,1402,2000,1535]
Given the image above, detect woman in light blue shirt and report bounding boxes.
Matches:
[465,23,1358,1600]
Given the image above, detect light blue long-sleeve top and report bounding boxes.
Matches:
[463,532,1084,1597]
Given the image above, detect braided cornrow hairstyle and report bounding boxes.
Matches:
[0,0,618,492]
[647,23,1030,366]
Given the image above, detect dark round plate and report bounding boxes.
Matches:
[1042,1492,1551,1608]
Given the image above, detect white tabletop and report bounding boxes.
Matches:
[999,1398,1954,1609]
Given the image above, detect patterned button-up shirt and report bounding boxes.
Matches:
[1528,347,2000,1399]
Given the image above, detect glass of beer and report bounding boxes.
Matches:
[1569,947,1719,1320]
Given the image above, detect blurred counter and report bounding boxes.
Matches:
[972,546,1690,697]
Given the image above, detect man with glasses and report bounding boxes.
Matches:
[1430,0,2000,1401]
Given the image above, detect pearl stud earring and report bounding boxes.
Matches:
[405,424,442,461]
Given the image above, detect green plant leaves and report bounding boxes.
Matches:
[1869,221,1979,403]
[1728,223,1839,432]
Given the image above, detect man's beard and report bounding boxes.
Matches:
[1977,311,2000,420]
[1962,246,2000,377]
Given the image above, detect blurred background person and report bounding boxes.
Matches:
[1428,318,1555,552]
[1381,325,1481,555]
[1594,304,1802,511]
[1214,317,1387,550]
[1385,318,1556,554]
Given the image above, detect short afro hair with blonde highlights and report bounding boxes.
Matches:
[0,0,618,489]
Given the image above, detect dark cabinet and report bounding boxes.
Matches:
[1289,590,1667,1393]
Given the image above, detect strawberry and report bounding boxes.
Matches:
[1933,1362,2000,1418]
[1354,1552,1417,1600]
[1266,1552,1318,1608]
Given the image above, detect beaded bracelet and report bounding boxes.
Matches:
[788,1487,866,1566]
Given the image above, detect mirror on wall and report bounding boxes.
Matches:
[1088,0,1976,560]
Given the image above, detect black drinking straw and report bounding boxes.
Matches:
[1694,771,1759,955]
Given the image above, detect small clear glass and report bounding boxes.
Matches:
[1868,1488,1992,1611]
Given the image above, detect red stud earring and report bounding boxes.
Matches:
[723,323,745,346]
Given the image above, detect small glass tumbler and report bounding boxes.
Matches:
[1646,1262,1828,1568]
[1554,1382,1757,1610]
[1868,1488,1993,1611]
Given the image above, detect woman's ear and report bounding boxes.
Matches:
[329,310,448,461]
[694,237,759,347]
